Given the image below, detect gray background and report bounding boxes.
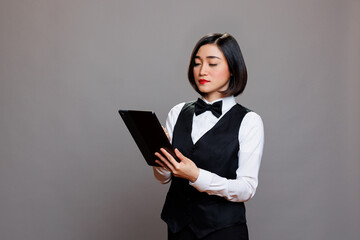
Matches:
[1,0,359,239]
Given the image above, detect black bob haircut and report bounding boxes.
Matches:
[187,33,247,97]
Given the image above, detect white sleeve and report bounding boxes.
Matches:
[190,112,264,202]
[153,103,185,184]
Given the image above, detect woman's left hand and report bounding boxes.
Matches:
[155,148,199,183]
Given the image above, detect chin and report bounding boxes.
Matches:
[197,87,210,94]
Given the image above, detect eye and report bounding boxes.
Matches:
[209,64,218,67]
[194,62,201,67]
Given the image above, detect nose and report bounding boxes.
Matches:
[199,64,208,76]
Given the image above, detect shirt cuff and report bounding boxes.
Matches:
[189,168,213,192]
[153,166,171,184]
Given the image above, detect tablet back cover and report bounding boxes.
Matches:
[119,110,176,166]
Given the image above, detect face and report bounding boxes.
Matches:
[193,44,231,101]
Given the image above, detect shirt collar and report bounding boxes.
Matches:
[201,96,236,116]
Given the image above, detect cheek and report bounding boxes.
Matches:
[193,68,199,78]
[215,68,231,80]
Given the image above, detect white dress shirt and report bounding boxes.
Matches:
[153,96,264,202]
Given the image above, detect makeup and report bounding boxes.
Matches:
[199,79,210,85]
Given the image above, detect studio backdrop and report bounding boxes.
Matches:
[0,0,359,239]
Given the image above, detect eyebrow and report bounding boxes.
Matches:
[195,56,221,59]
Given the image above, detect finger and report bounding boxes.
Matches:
[155,152,174,170]
[155,152,169,164]
[162,126,169,136]
[175,148,187,162]
[160,148,179,166]
[155,159,168,169]
[162,126,170,141]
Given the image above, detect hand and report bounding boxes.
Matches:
[162,126,170,141]
[155,148,199,183]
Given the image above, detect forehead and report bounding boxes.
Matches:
[196,44,224,58]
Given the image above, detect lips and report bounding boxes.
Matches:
[199,79,210,85]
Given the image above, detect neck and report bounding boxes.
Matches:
[203,93,225,103]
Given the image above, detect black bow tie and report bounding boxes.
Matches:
[194,98,223,118]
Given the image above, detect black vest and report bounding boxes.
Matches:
[161,101,251,238]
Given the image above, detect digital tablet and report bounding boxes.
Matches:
[118,110,178,166]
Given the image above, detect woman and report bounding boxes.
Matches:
[153,33,264,240]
